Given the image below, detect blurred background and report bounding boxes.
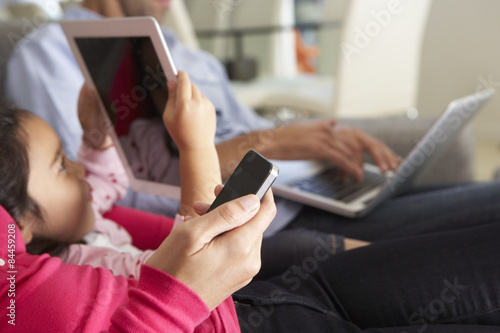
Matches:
[1,0,499,180]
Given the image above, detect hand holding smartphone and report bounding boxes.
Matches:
[208,150,279,213]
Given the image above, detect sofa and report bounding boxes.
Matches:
[0,19,475,186]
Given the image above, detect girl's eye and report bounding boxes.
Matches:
[59,157,67,172]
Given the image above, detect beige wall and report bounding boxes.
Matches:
[418,0,500,141]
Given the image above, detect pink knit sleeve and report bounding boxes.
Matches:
[1,254,212,332]
[77,144,129,215]
[0,209,240,333]
[63,213,185,279]
[63,243,154,279]
[1,254,243,332]
[110,265,212,333]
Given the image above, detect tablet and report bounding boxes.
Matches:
[62,17,181,199]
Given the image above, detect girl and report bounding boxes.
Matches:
[0,71,224,278]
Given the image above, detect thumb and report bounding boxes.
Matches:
[195,195,260,243]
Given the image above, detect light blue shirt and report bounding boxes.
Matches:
[6,5,302,235]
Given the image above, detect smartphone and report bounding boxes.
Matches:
[208,150,279,212]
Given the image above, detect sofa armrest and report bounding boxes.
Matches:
[338,117,475,186]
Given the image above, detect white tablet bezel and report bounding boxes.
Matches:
[62,17,181,199]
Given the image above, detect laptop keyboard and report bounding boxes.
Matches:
[288,168,387,203]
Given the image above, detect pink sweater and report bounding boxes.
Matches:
[0,205,240,332]
[63,145,183,278]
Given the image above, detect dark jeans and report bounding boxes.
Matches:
[257,228,344,280]
[284,181,500,241]
[258,182,500,280]
[235,221,500,332]
[235,182,500,332]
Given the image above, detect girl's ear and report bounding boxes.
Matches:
[16,216,35,244]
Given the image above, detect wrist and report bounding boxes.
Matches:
[178,146,219,170]
[216,130,277,180]
[248,128,283,159]
[178,145,218,156]
[254,128,275,157]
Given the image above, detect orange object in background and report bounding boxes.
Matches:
[295,28,320,74]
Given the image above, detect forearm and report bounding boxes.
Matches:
[216,119,396,181]
[179,147,221,216]
[216,128,280,180]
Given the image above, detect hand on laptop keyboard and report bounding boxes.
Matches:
[331,125,401,176]
[289,168,387,203]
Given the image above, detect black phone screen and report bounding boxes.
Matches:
[208,151,274,212]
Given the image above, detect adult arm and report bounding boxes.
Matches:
[1,188,277,331]
[1,253,213,332]
[216,119,401,181]
[0,204,213,332]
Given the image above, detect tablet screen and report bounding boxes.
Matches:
[75,37,178,184]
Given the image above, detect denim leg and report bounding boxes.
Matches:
[256,228,344,280]
[235,222,500,332]
[318,222,500,329]
[234,274,363,333]
[284,181,500,241]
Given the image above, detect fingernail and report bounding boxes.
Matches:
[239,195,259,212]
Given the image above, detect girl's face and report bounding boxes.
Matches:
[19,115,95,244]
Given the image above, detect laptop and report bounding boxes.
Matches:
[63,18,494,216]
[272,89,495,218]
[62,17,182,200]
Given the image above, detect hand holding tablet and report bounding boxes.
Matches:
[62,17,181,199]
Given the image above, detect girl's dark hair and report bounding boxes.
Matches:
[0,103,70,256]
